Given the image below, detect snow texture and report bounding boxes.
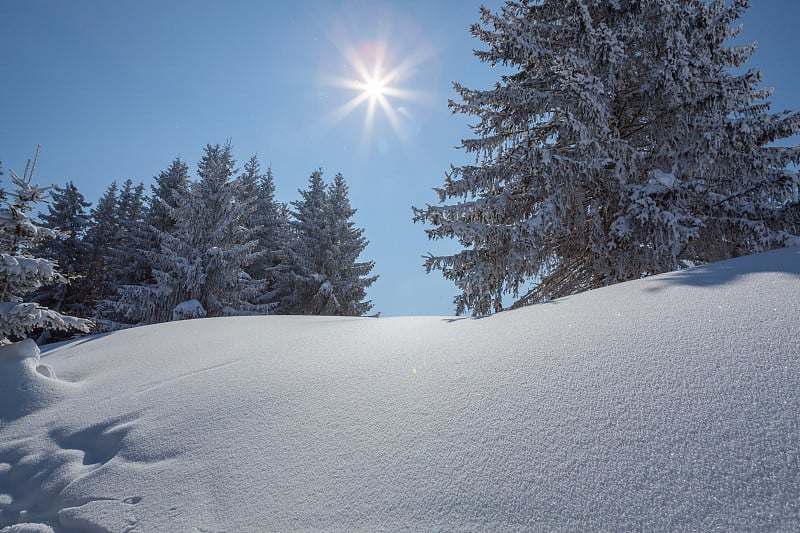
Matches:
[1,247,799,531]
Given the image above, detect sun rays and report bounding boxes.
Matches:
[321,37,432,145]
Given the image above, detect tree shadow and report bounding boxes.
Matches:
[40,331,115,358]
[442,317,472,323]
[643,246,800,293]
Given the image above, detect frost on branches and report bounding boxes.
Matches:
[106,143,271,325]
[413,0,800,315]
[273,171,378,316]
[0,147,92,343]
[100,146,379,327]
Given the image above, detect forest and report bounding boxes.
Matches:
[0,143,378,344]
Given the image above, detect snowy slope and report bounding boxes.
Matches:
[1,247,799,532]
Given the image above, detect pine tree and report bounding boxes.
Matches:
[83,182,121,306]
[0,148,92,342]
[98,160,189,327]
[38,182,92,264]
[237,155,262,209]
[111,179,149,287]
[325,173,378,316]
[240,158,292,293]
[272,170,335,314]
[110,144,269,324]
[34,181,92,318]
[149,158,189,234]
[84,178,150,321]
[413,0,800,315]
[293,170,330,275]
[276,170,377,315]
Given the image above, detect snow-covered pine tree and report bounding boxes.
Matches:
[237,155,262,207]
[83,179,149,317]
[324,173,378,316]
[149,157,189,234]
[293,170,330,275]
[0,148,92,343]
[112,143,270,323]
[83,181,120,305]
[240,157,292,292]
[413,0,800,315]
[34,181,93,318]
[98,160,190,327]
[110,179,149,287]
[275,170,377,315]
[92,179,155,328]
[271,170,331,314]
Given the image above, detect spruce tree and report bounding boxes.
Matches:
[149,158,189,234]
[111,144,269,324]
[240,158,292,293]
[413,0,800,315]
[276,170,377,315]
[35,181,92,318]
[84,181,120,305]
[99,160,189,327]
[293,170,329,273]
[237,155,262,209]
[325,173,378,316]
[271,170,330,314]
[0,148,92,342]
[111,179,149,287]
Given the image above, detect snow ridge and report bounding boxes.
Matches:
[1,248,799,531]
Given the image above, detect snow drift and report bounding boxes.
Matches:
[1,247,799,532]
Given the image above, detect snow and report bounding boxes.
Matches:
[0,256,54,281]
[651,168,677,189]
[171,299,206,321]
[1,247,799,531]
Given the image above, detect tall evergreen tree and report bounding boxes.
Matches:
[34,181,92,317]
[276,170,377,315]
[82,178,148,317]
[240,158,292,290]
[83,181,120,305]
[324,173,378,316]
[111,179,149,287]
[110,144,269,324]
[414,0,800,315]
[102,157,190,329]
[272,170,335,314]
[0,149,92,342]
[293,170,329,273]
[99,160,188,327]
[149,157,189,234]
[237,155,262,208]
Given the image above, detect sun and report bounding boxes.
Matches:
[321,39,429,141]
[363,75,386,100]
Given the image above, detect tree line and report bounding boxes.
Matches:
[0,143,378,343]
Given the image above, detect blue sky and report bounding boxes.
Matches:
[2,1,799,317]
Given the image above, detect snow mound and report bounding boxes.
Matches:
[0,524,54,533]
[1,247,799,531]
[0,339,66,421]
[57,499,140,533]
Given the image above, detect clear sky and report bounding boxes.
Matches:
[2,1,799,317]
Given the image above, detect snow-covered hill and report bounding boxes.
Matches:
[1,248,799,532]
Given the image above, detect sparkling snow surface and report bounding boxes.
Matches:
[1,248,799,532]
